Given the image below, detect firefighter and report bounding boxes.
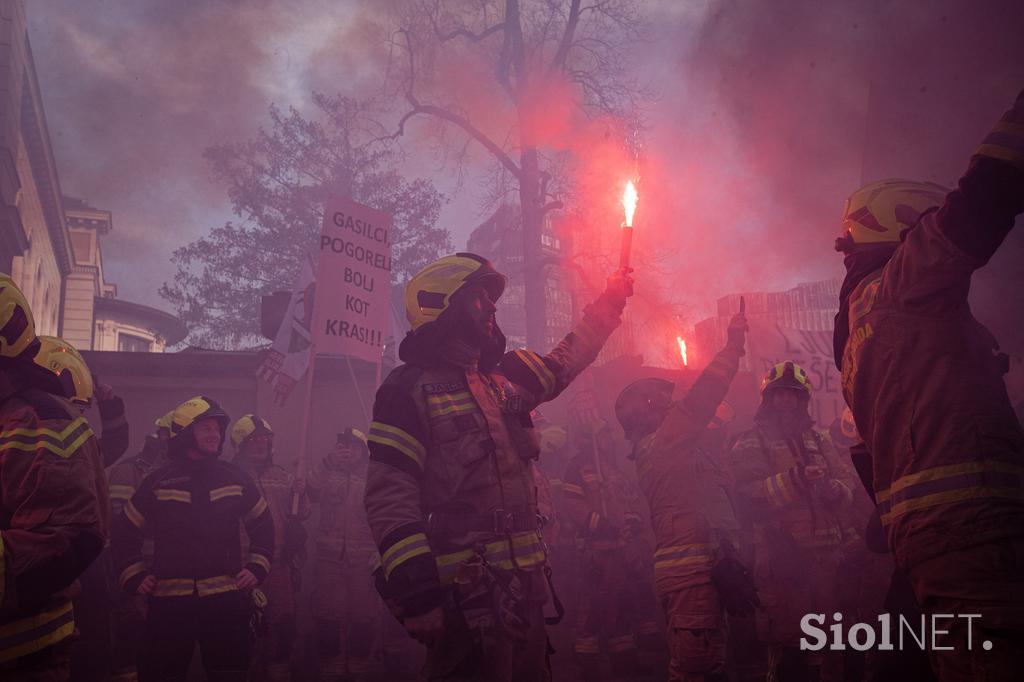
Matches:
[560,419,655,680]
[231,415,308,682]
[307,428,382,681]
[364,253,632,682]
[615,311,757,682]
[834,90,1024,680]
[112,396,275,681]
[0,274,109,679]
[34,334,130,467]
[106,411,175,682]
[729,362,855,681]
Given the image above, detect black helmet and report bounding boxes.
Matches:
[615,378,674,441]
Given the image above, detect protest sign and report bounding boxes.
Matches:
[313,196,393,364]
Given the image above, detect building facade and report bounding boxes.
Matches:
[0,1,184,352]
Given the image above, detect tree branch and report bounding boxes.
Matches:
[432,15,506,43]
[549,0,583,74]
[386,27,522,180]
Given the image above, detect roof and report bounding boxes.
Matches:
[93,296,188,346]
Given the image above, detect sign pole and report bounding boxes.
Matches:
[292,281,322,515]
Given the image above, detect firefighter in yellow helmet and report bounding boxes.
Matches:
[229,415,308,681]
[835,90,1024,679]
[31,336,130,680]
[35,335,130,467]
[364,253,632,681]
[0,274,108,680]
[106,409,177,682]
[615,311,755,682]
[729,362,857,681]
[308,427,383,682]
[112,396,275,681]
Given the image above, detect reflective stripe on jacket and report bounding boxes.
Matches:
[364,294,623,615]
[633,343,741,595]
[0,388,108,661]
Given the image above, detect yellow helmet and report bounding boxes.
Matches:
[404,253,506,331]
[167,393,230,450]
[837,179,948,251]
[231,414,274,447]
[0,273,38,360]
[34,336,94,406]
[761,361,812,397]
[154,410,175,432]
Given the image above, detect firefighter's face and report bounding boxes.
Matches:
[331,440,358,466]
[769,388,803,411]
[192,418,223,455]
[456,284,497,341]
[243,434,272,460]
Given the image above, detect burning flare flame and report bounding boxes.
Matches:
[622,180,638,227]
[676,336,688,366]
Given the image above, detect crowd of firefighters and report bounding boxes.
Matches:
[0,89,1021,682]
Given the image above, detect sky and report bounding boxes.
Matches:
[26,0,1024,357]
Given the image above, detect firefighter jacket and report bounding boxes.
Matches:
[97,395,130,468]
[839,97,1024,571]
[364,294,624,617]
[113,457,275,598]
[561,451,642,551]
[236,458,308,567]
[0,385,108,663]
[108,435,169,518]
[730,420,855,556]
[307,457,374,560]
[632,343,742,596]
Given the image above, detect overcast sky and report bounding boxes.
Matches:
[26,0,1024,345]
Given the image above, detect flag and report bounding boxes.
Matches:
[257,252,317,404]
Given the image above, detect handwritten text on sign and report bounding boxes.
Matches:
[314,196,392,362]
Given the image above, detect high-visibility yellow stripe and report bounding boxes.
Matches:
[152,579,195,597]
[124,500,146,529]
[244,497,268,523]
[876,460,1024,503]
[561,483,584,497]
[654,543,715,558]
[368,434,423,469]
[515,350,555,395]
[0,602,75,663]
[0,421,95,459]
[119,561,147,588]
[210,485,243,502]
[196,575,238,597]
[0,417,90,443]
[109,484,135,501]
[381,532,432,578]
[247,553,270,574]
[976,144,1024,164]
[155,489,191,503]
[881,486,1024,526]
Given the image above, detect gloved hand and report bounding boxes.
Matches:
[602,267,635,309]
[726,310,749,354]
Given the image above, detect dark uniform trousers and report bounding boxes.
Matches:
[138,591,252,682]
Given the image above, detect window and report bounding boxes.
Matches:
[118,333,152,353]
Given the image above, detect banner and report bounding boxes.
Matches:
[257,252,317,404]
[746,321,844,429]
[314,196,392,363]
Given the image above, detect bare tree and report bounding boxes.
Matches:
[161,95,450,349]
[381,0,649,347]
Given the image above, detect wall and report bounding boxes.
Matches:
[81,350,379,475]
